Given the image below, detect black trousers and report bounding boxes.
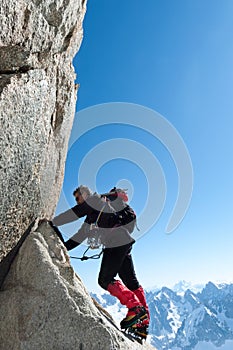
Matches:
[98,243,140,291]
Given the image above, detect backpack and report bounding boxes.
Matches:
[116,204,137,234]
[101,188,137,234]
[87,194,117,229]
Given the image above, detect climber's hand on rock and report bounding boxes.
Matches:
[38,218,50,226]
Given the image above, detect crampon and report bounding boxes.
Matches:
[124,317,149,344]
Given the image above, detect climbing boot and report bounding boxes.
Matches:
[120,306,147,329]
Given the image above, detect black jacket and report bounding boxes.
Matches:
[53,194,134,250]
[53,194,113,227]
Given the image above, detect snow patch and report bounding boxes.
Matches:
[218,312,233,331]
[167,301,182,337]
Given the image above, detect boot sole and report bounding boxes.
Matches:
[126,325,148,343]
[131,323,149,338]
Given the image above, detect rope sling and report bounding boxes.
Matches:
[70,246,103,261]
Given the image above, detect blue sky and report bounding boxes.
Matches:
[55,0,233,292]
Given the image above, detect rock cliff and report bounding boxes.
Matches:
[0,221,155,349]
[0,0,86,261]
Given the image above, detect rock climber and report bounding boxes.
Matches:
[52,185,150,334]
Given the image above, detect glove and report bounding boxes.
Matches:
[64,239,80,251]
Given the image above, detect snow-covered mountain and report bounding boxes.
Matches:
[172,280,205,295]
[91,282,233,350]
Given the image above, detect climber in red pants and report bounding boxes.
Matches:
[53,185,150,333]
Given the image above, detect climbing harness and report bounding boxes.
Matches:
[70,204,106,260]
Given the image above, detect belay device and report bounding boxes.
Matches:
[101,187,138,234]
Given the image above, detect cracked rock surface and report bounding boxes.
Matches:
[0,0,86,260]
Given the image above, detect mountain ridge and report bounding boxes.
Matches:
[91,280,233,350]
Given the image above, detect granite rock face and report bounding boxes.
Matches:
[0,0,86,260]
[0,221,155,350]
